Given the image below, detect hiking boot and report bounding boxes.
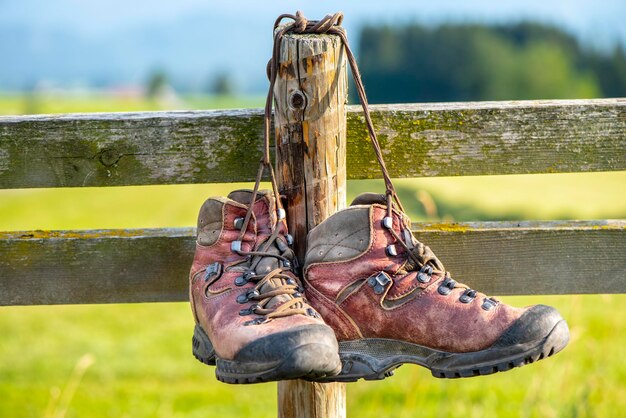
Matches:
[303,193,570,381]
[189,189,342,384]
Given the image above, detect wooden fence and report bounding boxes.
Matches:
[1,99,625,306]
[1,90,625,416]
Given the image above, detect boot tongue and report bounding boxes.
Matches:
[349,192,447,273]
[253,238,296,309]
[350,192,387,206]
[228,189,264,205]
[228,189,278,246]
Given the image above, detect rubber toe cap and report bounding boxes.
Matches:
[493,304,569,348]
[234,324,340,366]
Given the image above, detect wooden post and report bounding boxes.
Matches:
[274,31,348,418]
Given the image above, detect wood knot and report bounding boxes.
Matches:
[289,90,307,110]
[98,149,120,167]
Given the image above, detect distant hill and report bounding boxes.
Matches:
[358,23,626,102]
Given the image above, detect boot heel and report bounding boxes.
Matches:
[192,325,216,366]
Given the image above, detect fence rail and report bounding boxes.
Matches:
[1,75,625,418]
[2,220,624,306]
[1,98,624,189]
[1,99,625,303]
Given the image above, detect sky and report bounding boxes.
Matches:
[2,0,624,42]
[1,0,625,92]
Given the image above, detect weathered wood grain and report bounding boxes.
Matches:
[278,379,346,418]
[0,228,195,306]
[414,220,626,296]
[274,32,347,418]
[350,99,626,179]
[274,30,348,261]
[1,98,623,189]
[1,220,623,306]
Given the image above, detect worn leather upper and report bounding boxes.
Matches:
[190,190,330,360]
[304,201,527,353]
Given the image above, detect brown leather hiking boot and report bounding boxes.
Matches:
[304,193,570,381]
[189,189,341,384]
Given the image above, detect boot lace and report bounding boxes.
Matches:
[230,225,314,325]
[385,216,498,310]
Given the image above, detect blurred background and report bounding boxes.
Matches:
[1,1,625,417]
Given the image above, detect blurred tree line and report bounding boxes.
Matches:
[358,22,626,103]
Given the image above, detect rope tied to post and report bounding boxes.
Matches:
[275,11,344,34]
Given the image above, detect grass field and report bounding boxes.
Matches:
[0,92,264,115]
[1,94,625,417]
[1,295,625,418]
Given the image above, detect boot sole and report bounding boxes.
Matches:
[192,325,342,384]
[315,319,569,382]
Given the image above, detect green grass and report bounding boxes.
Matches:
[1,295,625,418]
[0,171,624,232]
[1,95,625,417]
[0,93,264,115]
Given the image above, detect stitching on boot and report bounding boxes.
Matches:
[336,279,366,305]
[341,273,437,315]
[306,225,371,262]
[311,242,368,253]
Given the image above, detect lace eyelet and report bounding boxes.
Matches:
[368,272,392,294]
[243,317,266,326]
[203,262,222,282]
[417,265,434,283]
[234,276,248,286]
[459,289,477,304]
[417,272,431,283]
[438,285,452,296]
[459,294,472,303]
[307,308,320,318]
[239,304,259,316]
[437,277,456,295]
[236,289,260,304]
[385,244,398,257]
[481,297,498,311]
